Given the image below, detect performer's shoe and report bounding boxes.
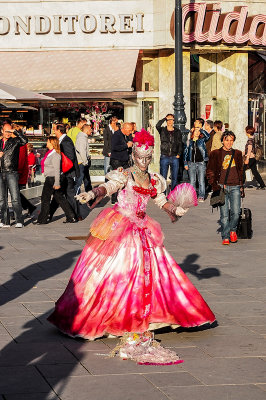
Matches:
[230,232,238,243]
[222,239,230,245]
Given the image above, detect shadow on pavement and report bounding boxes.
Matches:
[0,308,88,399]
[180,253,221,280]
[0,250,80,306]
[0,252,90,399]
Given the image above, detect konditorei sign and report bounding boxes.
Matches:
[0,1,265,50]
[0,14,145,35]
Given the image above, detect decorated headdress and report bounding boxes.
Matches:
[133,129,154,157]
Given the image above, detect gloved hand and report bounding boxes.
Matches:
[175,206,189,217]
[75,191,95,204]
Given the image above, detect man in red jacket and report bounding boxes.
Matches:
[207,131,244,245]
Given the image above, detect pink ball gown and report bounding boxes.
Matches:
[48,170,215,340]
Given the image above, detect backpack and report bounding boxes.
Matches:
[255,144,263,161]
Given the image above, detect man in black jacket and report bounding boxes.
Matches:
[0,123,28,228]
[109,122,133,204]
[102,116,118,175]
[110,122,133,170]
[50,124,80,222]
[156,114,182,190]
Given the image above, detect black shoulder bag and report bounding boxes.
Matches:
[210,150,235,208]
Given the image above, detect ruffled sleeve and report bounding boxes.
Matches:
[99,168,129,196]
[152,173,168,208]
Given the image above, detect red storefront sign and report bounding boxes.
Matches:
[205,105,212,119]
[171,3,266,46]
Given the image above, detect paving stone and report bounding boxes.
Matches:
[78,351,186,375]
[0,366,51,394]
[230,316,266,326]
[0,304,33,317]
[144,371,201,387]
[256,384,266,392]
[180,357,266,385]
[211,301,265,318]
[246,326,266,335]
[0,343,78,366]
[48,374,168,400]
[4,393,59,400]
[22,301,54,314]
[37,363,90,378]
[189,335,266,357]
[161,384,266,400]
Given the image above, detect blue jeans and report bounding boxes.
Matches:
[219,185,241,240]
[104,156,110,175]
[74,164,92,195]
[188,161,206,198]
[0,172,23,224]
[160,155,179,190]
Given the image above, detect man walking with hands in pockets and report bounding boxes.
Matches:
[0,123,28,228]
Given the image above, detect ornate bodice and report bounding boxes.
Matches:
[101,168,167,227]
[114,174,156,224]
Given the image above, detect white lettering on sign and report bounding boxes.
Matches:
[0,13,145,36]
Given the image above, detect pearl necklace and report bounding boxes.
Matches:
[131,165,149,184]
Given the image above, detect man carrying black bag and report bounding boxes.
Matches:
[207,131,244,245]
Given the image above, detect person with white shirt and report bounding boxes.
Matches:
[37,137,76,224]
[49,124,80,222]
[102,116,118,175]
[74,124,93,195]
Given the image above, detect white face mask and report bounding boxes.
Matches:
[133,154,152,171]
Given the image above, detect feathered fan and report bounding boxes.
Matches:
[167,183,198,209]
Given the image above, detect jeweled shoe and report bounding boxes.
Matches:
[230,231,238,243]
[222,239,230,245]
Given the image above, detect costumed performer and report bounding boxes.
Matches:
[48,129,215,360]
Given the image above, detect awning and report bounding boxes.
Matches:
[0,82,55,101]
[0,50,139,93]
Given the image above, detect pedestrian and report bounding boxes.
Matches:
[243,126,265,190]
[17,139,36,217]
[48,129,215,353]
[156,114,182,191]
[204,120,215,156]
[67,118,87,145]
[184,122,210,202]
[207,131,244,245]
[37,137,76,224]
[0,123,28,228]
[49,124,80,222]
[27,143,36,187]
[110,122,133,204]
[74,124,93,195]
[110,122,133,171]
[211,120,223,151]
[131,122,137,138]
[102,116,118,175]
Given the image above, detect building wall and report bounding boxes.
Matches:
[158,50,191,128]
[199,52,248,150]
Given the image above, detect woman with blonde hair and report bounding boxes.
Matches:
[37,136,76,224]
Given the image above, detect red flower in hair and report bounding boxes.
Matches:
[133,129,154,147]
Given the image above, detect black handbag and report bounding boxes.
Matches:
[210,150,235,208]
[210,189,225,208]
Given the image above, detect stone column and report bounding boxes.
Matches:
[124,101,142,127]
[158,49,190,128]
[199,51,248,150]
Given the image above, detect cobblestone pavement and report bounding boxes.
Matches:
[0,189,266,400]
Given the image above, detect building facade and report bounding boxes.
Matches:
[0,0,265,173]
